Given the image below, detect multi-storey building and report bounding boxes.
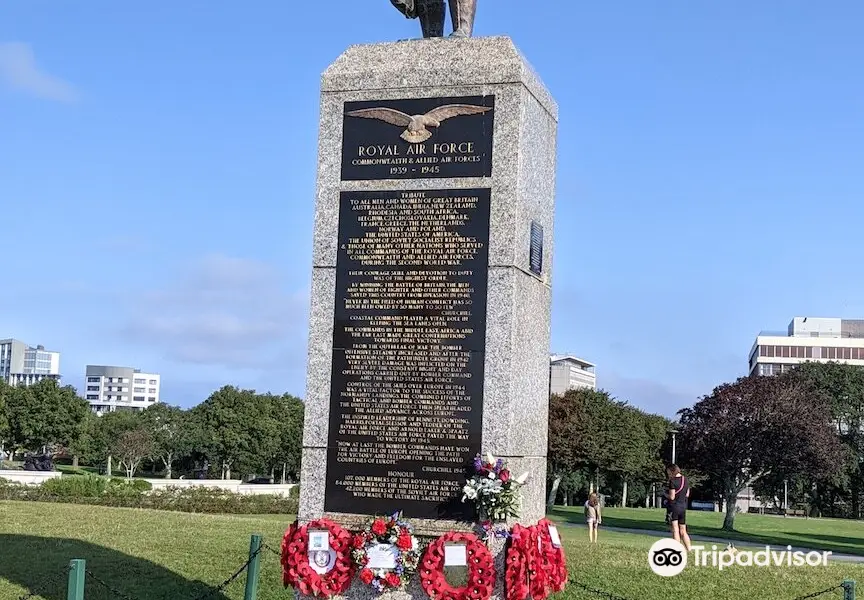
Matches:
[749,317,864,376]
[0,338,61,386]
[84,365,161,414]
[549,354,597,395]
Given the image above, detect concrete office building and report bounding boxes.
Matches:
[550,354,597,395]
[0,338,61,386]
[85,365,161,414]
[749,316,864,376]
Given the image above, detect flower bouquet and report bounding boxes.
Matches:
[475,520,511,544]
[461,453,528,523]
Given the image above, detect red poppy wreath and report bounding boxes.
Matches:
[420,532,496,600]
[282,519,356,598]
[533,519,567,595]
[505,523,538,600]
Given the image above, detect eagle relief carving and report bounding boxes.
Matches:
[345,104,493,143]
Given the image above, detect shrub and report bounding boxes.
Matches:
[105,480,144,499]
[132,479,153,492]
[137,487,298,514]
[107,477,152,492]
[0,480,297,515]
[42,474,106,498]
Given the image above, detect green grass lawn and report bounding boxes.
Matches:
[54,465,101,476]
[551,506,864,557]
[54,465,164,478]
[0,501,861,600]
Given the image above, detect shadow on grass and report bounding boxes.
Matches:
[791,532,864,551]
[548,508,864,556]
[0,535,230,600]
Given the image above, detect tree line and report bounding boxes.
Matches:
[679,361,862,528]
[548,361,864,529]
[0,380,304,482]
[3,361,863,527]
[547,388,671,510]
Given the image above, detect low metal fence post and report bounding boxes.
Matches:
[843,579,856,600]
[66,559,85,600]
[244,534,263,600]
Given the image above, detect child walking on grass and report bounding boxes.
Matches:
[584,492,601,543]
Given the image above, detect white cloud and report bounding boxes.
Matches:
[0,42,77,102]
[121,254,309,370]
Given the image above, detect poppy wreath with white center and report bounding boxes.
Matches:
[351,515,421,594]
[420,531,496,600]
[281,519,356,598]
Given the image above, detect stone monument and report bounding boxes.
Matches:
[299,34,557,600]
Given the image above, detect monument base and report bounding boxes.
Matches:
[297,536,508,600]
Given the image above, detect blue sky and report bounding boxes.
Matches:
[2,2,862,417]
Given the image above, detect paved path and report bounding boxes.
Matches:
[560,522,864,564]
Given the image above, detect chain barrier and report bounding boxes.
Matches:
[568,579,636,600]
[190,544,266,600]
[85,570,145,600]
[18,564,72,600]
[789,584,845,600]
[263,543,283,558]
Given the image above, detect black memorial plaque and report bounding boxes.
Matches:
[529,221,543,276]
[324,188,492,520]
[340,96,495,181]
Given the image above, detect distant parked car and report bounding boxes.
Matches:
[246,477,273,484]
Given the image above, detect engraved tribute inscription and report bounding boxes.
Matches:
[324,188,492,519]
[341,96,495,181]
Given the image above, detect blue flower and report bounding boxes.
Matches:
[473,455,484,472]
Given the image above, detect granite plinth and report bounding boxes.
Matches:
[298,34,557,600]
[320,37,557,118]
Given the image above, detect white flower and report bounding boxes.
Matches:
[487,471,496,480]
[486,452,495,465]
[515,472,529,484]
